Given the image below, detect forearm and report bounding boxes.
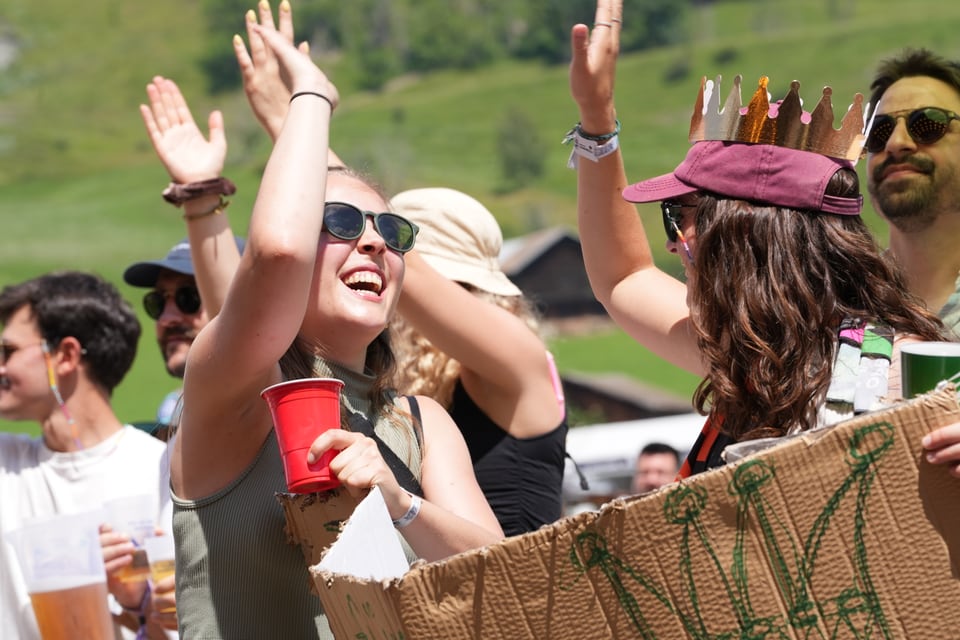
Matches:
[576,146,657,307]
[249,94,331,270]
[394,498,503,562]
[397,252,547,384]
[181,194,242,319]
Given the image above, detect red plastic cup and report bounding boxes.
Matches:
[260,377,345,493]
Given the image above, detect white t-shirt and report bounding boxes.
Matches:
[0,426,168,639]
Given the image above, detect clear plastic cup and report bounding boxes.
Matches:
[7,510,114,640]
[104,494,156,583]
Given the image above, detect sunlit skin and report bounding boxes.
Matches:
[153,271,209,378]
[297,173,405,368]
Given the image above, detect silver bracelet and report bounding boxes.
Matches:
[392,490,422,529]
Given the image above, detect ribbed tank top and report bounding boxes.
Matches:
[173,358,421,639]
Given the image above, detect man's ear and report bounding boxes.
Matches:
[53,336,86,374]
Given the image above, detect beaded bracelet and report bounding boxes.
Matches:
[563,119,621,143]
[121,582,151,639]
[182,196,231,221]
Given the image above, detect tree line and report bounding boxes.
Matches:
[201,0,689,92]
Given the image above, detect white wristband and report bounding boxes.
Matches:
[392,491,422,529]
[566,133,620,169]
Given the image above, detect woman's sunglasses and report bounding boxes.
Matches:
[660,202,697,243]
[661,201,697,263]
[323,202,419,254]
[143,285,202,320]
[864,106,960,153]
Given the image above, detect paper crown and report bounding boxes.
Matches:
[688,75,867,162]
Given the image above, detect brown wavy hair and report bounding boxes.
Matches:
[689,168,946,441]
[392,284,542,408]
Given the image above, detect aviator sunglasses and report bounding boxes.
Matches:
[864,107,960,153]
[143,285,202,320]
[323,202,419,254]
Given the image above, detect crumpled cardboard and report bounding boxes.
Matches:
[297,387,960,639]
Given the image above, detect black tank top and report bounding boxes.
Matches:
[449,381,568,537]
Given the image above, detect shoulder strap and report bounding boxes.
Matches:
[406,395,423,449]
[347,411,424,497]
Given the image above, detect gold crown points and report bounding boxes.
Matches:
[688,75,867,162]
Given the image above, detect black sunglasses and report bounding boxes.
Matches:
[323,202,419,254]
[143,285,202,320]
[864,107,960,153]
[660,201,697,243]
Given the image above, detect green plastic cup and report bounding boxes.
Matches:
[900,341,960,399]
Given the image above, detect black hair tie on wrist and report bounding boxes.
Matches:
[289,91,334,111]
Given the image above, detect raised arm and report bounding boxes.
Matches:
[570,0,703,375]
[234,0,345,167]
[397,251,563,438]
[172,24,338,498]
[139,77,241,318]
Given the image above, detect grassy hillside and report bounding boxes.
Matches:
[3,0,960,434]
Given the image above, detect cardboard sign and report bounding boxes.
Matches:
[304,388,960,639]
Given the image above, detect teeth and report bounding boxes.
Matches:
[344,271,383,294]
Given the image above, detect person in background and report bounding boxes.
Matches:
[390,187,568,536]
[233,2,567,536]
[867,48,960,477]
[123,235,244,437]
[568,0,946,478]
[160,19,501,638]
[630,442,680,494]
[103,68,250,639]
[0,271,168,639]
[865,48,960,338]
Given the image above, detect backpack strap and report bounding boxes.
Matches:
[346,410,424,497]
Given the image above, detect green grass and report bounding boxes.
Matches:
[547,328,703,395]
[4,0,960,435]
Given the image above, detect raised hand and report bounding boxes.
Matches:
[234,0,305,141]
[569,0,623,131]
[249,23,338,108]
[139,76,227,183]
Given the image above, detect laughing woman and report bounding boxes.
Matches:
[165,23,502,639]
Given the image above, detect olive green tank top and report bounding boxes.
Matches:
[173,358,421,639]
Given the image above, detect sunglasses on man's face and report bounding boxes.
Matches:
[660,201,698,243]
[143,285,202,320]
[864,106,960,153]
[322,202,419,254]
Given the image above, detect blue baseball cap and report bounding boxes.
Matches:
[123,236,246,288]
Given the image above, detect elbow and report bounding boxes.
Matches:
[246,235,315,269]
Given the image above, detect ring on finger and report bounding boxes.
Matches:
[594,21,612,28]
[611,18,622,24]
